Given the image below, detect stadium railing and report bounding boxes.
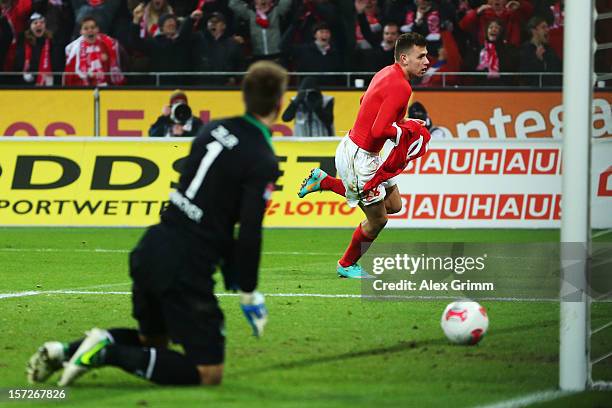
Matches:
[1,71,607,89]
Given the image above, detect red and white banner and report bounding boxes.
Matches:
[387,139,612,228]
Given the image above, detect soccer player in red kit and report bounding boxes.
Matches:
[297,33,430,278]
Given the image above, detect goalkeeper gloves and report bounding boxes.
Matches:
[239,291,268,337]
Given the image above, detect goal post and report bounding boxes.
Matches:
[559,0,594,392]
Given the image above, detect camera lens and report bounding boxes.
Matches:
[171,103,192,124]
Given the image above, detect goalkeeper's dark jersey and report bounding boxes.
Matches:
[161,114,279,292]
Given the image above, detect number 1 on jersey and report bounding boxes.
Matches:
[185,140,224,199]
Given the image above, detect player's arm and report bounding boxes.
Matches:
[234,161,279,337]
[370,89,410,142]
[233,162,277,292]
[228,0,254,20]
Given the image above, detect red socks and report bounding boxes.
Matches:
[319,176,373,267]
[320,176,346,197]
[339,224,375,267]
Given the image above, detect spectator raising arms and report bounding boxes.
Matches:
[228,0,291,61]
[129,6,202,85]
[63,16,125,86]
[138,0,173,38]
[474,19,517,84]
[459,0,532,47]
[355,17,400,73]
[354,0,382,50]
[12,12,64,86]
[193,11,244,86]
[401,0,441,42]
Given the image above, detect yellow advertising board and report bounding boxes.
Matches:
[266,139,361,227]
[0,138,360,227]
[98,90,361,137]
[0,90,94,136]
[2,89,610,138]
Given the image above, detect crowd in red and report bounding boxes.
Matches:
[0,0,605,88]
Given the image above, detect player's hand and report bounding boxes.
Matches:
[239,291,268,337]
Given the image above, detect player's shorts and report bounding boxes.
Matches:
[129,223,225,366]
[335,135,397,207]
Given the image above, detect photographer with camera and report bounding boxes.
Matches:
[282,76,334,137]
[149,90,204,137]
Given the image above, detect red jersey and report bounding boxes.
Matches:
[349,63,412,153]
[363,120,431,192]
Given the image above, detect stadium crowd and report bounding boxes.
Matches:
[0,0,606,88]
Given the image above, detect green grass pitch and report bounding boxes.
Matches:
[0,228,610,407]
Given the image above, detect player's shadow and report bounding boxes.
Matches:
[234,319,558,376]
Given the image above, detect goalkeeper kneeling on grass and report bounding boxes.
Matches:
[26,61,287,387]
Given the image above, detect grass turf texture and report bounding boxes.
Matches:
[0,228,610,408]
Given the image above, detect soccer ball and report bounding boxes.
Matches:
[440,300,489,345]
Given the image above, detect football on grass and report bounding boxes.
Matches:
[440,300,489,345]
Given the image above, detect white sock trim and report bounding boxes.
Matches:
[145,348,157,380]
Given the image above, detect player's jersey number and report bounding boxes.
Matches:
[185,140,224,199]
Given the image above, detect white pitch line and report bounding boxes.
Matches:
[0,289,587,302]
[0,281,134,300]
[593,229,612,238]
[0,247,568,260]
[0,262,335,301]
[0,290,41,299]
[0,247,128,253]
[0,289,362,299]
[473,390,573,408]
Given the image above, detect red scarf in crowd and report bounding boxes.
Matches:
[63,34,125,86]
[23,37,52,85]
[255,2,272,28]
[139,18,158,38]
[255,9,269,28]
[477,41,500,78]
